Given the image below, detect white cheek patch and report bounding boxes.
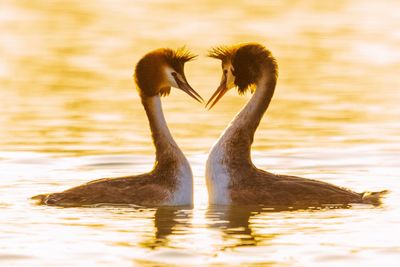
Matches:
[223,64,236,89]
[226,71,235,89]
[164,67,179,88]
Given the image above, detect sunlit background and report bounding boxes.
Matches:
[1,0,399,266]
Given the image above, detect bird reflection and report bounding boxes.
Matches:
[206,205,350,250]
[140,206,192,249]
[207,205,265,249]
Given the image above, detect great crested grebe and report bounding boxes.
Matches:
[33,47,203,207]
[205,43,387,206]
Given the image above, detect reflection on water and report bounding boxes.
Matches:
[140,207,193,249]
[1,0,400,266]
[207,206,264,249]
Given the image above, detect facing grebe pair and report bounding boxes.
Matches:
[33,44,386,207]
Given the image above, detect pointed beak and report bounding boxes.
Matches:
[172,73,204,103]
[206,73,228,109]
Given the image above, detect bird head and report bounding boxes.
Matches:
[134,47,203,103]
[206,43,278,109]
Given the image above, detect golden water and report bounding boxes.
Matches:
[1,0,400,266]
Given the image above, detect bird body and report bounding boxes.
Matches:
[206,43,387,206]
[33,48,202,207]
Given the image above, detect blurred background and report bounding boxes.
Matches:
[0,0,399,266]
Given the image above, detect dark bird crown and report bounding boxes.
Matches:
[134,47,197,97]
[208,43,278,94]
[164,47,197,72]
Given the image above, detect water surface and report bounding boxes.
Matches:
[1,0,399,266]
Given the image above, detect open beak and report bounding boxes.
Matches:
[172,73,204,103]
[206,73,228,109]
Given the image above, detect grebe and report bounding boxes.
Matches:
[205,43,387,206]
[33,47,203,207]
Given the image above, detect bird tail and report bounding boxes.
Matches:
[361,190,389,205]
[31,194,48,205]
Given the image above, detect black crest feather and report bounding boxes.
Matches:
[164,47,197,71]
[207,45,237,62]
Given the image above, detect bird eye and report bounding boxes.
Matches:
[171,72,177,77]
[223,69,228,75]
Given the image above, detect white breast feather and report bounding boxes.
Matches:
[206,139,231,205]
[168,158,193,206]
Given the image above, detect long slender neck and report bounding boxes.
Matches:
[141,95,184,166]
[220,67,276,166]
